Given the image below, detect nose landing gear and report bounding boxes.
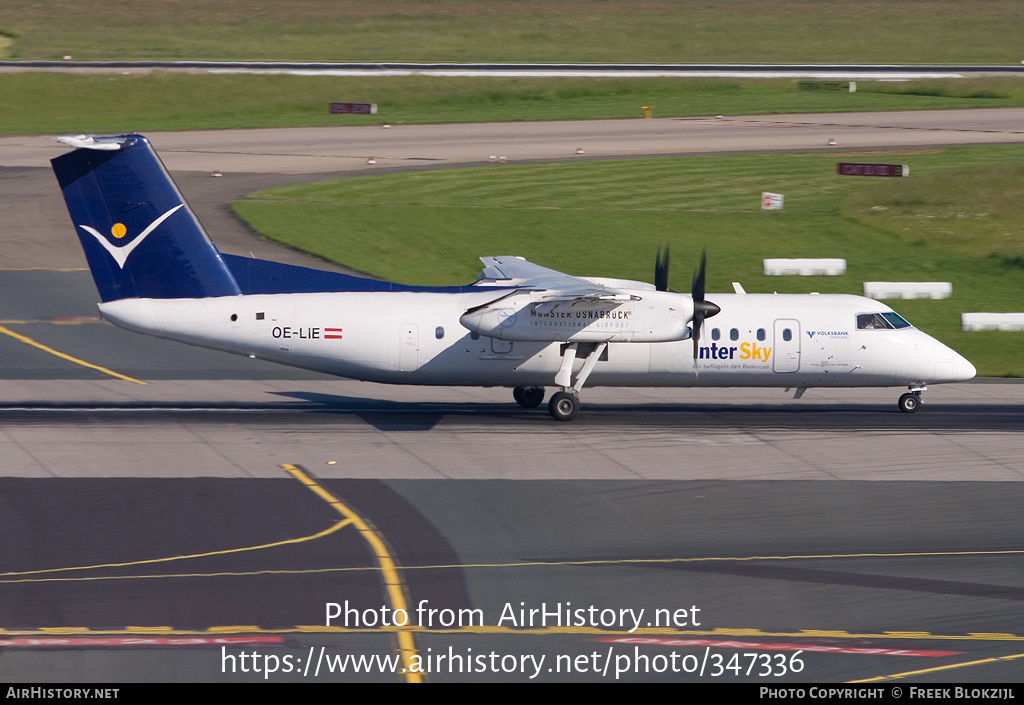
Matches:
[898,387,925,414]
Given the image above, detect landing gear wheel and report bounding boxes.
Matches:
[898,392,920,414]
[548,391,580,422]
[513,385,545,408]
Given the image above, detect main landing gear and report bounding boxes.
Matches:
[898,386,926,414]
[512,386,580,421]
[511,341,607,421]
[548,391,580,421]
[548,341,605,421]
[512,385,545,408]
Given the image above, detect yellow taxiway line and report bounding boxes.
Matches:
[0,323,145,385]
[283,464,422,683]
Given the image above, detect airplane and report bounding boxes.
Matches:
[51,133,976,421]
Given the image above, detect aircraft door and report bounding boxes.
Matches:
[399,323,420,371]
[773,319,800,373]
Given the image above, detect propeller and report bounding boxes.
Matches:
[690,247,721,360]
[655,244,671,292]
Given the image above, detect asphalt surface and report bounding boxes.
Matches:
[5,476,1024,683]
[1,113,1023,683]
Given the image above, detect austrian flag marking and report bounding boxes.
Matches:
[270,326,343,340]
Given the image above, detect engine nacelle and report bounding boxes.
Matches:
[460,290,694,343]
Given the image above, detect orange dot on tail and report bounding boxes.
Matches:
[111,223,127,239]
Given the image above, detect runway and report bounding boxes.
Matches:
[2,112,1023,683]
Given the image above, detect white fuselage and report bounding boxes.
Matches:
[97,289,975,389]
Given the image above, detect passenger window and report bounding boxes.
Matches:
[730,328,739,341]
[757,328,766,341]
[435,326,445,339]
[783,328,792,342]
[711,328,720,341]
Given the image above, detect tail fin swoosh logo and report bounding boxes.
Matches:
[78,204,184,269]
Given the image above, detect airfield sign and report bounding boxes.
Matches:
[761,192,784,210]
[837,163,909,177]
[329,103,377,115]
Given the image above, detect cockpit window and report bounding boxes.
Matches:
[857,312,912,330]
[880,312,912,329]
[857,313,888,330]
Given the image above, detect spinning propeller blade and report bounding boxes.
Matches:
[655,244,671,292]
[691,248,721,360]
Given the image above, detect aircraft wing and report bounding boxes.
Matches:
[475,256,633,302]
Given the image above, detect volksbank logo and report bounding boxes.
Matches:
[807,330,848,340]
[78,204,183,269]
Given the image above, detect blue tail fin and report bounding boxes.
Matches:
[51,134,241,302]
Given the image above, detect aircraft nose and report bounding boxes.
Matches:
[931,339,976,383]
[954,351,977,382]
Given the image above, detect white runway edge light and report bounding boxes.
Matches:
[962,313,1024,331]
[763,258,846,276]
[863,282,952,300]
